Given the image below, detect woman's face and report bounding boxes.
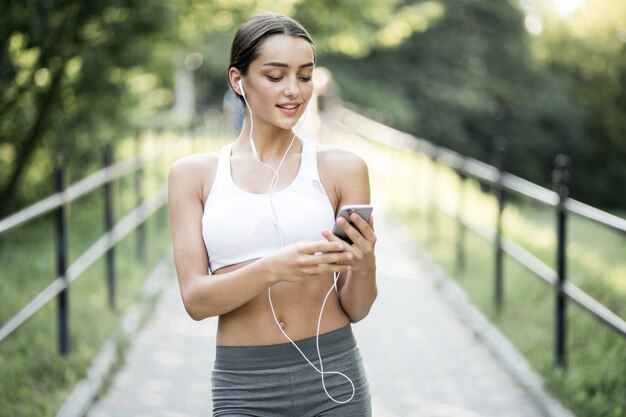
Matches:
[240,35,315,132]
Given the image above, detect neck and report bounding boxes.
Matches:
[237,119,299,162]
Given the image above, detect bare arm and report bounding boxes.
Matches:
[168,156,353,321]
[319,149,378,323]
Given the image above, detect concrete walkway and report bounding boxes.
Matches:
[84,209,574,417]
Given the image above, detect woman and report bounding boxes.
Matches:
[168,12,377,416]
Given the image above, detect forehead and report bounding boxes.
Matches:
[254,35,315,67]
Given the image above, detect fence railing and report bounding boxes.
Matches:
[0,139,168,355]
[329,106,626,369]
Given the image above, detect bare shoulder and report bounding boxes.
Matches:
[168,151,220,199]
[316,143,368,176]
[316,143,370,207]
[169,152,219,176]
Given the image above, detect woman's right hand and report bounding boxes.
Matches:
[264,240,354,284]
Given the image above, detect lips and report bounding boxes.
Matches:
[276,102,301,110]
[276,102,301,116]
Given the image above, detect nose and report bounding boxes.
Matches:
[283,77,300,98]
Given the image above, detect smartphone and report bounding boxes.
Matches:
[332,204,373,245]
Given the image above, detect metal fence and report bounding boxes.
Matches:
[330,106,626,369]
[0,139,168,355]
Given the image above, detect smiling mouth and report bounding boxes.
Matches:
[277,103,301,110]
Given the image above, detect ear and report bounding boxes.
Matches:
[228,68,243,95]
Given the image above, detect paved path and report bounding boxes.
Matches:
[85,210,573,417]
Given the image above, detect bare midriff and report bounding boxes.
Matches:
[213,259,351,346]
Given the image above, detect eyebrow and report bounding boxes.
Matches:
[261,61,315,69]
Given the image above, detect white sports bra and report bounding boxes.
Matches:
[202,140,335,273]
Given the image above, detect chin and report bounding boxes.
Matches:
[276,119,300,131]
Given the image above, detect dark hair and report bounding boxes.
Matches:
[229,13,316,95]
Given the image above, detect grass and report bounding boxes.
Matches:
[0,128,223,417]
[326,124,626,417]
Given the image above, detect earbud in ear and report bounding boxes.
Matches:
[237,79,244,96]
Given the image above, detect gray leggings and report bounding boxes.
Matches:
[211,325,371,417]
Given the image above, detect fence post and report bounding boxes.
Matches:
[553,154,570,370]
[103,143,116,311]
[455,170,467,272]
[54,153,70,356]
[135,132,146,266]
[492,137,506,313]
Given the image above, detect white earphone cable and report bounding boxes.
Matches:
[267,273,355,404]
[239,80,355,404]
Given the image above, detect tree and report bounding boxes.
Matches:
[529,0,626,207]
[0,0,174,214]
[0,0,444,215]
[322,0,586,189]
[175,0,446,111]
[322,0,625,208]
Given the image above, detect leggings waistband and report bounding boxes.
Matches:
[214,325,356,370]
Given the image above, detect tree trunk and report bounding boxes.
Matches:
[0,62,65,217]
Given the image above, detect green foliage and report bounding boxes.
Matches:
[175,0,445,111]
[1,131,156,415]
[0,0,175,213]
[322,0,589,195]
[395,189,626,417]
[2,0,624,213]
[324,0,625,209]
[328,123,626,417]
[1,0,443,214]
[529,0,626,208]
[0,127,222,416]
[0,201,171,417]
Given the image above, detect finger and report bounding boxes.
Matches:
[349,212,376,243]
[336,216,365,245]
[320,251,354,265]
[302,240,348,254]
[321,229,344,243]
[304,263,352,275]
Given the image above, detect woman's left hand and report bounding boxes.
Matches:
[322,212,377,272]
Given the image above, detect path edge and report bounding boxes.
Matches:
[55,258,174,417]
[388,215,576,417]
